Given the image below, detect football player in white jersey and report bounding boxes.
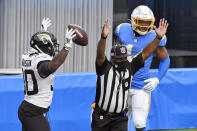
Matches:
[18,18,76,131]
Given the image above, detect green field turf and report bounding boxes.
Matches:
[152,129,197,131]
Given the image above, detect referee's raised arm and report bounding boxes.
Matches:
[96,19,111,66]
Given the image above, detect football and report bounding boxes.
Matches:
[68,24,88,46]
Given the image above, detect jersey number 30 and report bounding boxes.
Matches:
[23,70,38,95]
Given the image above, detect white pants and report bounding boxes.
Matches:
[127,89,151,129]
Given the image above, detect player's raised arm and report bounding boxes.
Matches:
[96,19,111,66]
[142,18,168,63]
[38,28,76,78]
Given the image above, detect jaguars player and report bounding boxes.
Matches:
[18,18,76,131]
[115,5,170,131]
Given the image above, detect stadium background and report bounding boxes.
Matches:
[0,0,197,131]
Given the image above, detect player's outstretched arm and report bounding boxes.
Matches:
[142,18,168,63]
[38,28,76,78]
[96,19,111,66]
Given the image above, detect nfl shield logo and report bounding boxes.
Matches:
[125,82,128,87]
[120,47,126,54]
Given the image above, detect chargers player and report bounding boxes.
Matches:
[115,5,170,131]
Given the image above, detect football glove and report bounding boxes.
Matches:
[143,77,159,92]
[64,28,76,51]
[41,17,52,31]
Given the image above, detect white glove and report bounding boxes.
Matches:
[143,77,159,92]
[41,17,52,31]
[64,28,76,51]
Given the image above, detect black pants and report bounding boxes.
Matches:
[91,108,128,131]
[18,100,50,131]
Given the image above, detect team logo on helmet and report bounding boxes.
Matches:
[37,33,53,45]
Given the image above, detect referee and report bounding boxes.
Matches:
[91,19,168,131]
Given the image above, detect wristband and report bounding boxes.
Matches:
[64,43,71,51]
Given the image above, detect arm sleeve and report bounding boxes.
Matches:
[159,35,167,46]
[157,56,170,81]
[129,53,144,75]
[96,57,110,76]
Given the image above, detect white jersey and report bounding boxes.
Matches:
[22,49,54,108]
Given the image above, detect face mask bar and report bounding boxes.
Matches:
[53,43,60,54]
[46,38,60,56]
[131,17,155,35]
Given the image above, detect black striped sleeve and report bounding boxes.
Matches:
[95,57,110,76]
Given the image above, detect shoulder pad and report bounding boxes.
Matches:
[115,23,132,36]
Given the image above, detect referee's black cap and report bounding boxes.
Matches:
[110,45,129,59]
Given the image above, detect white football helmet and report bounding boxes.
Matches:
[131,5,155,35]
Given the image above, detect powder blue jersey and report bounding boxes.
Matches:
[115,23,167,89]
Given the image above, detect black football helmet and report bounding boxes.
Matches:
[30,31,59,56]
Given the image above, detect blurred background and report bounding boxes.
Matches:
[1,0,197,74]
[114,0,197,68]
[0,0,113,73]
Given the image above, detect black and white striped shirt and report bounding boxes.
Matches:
[95,53,144,113]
